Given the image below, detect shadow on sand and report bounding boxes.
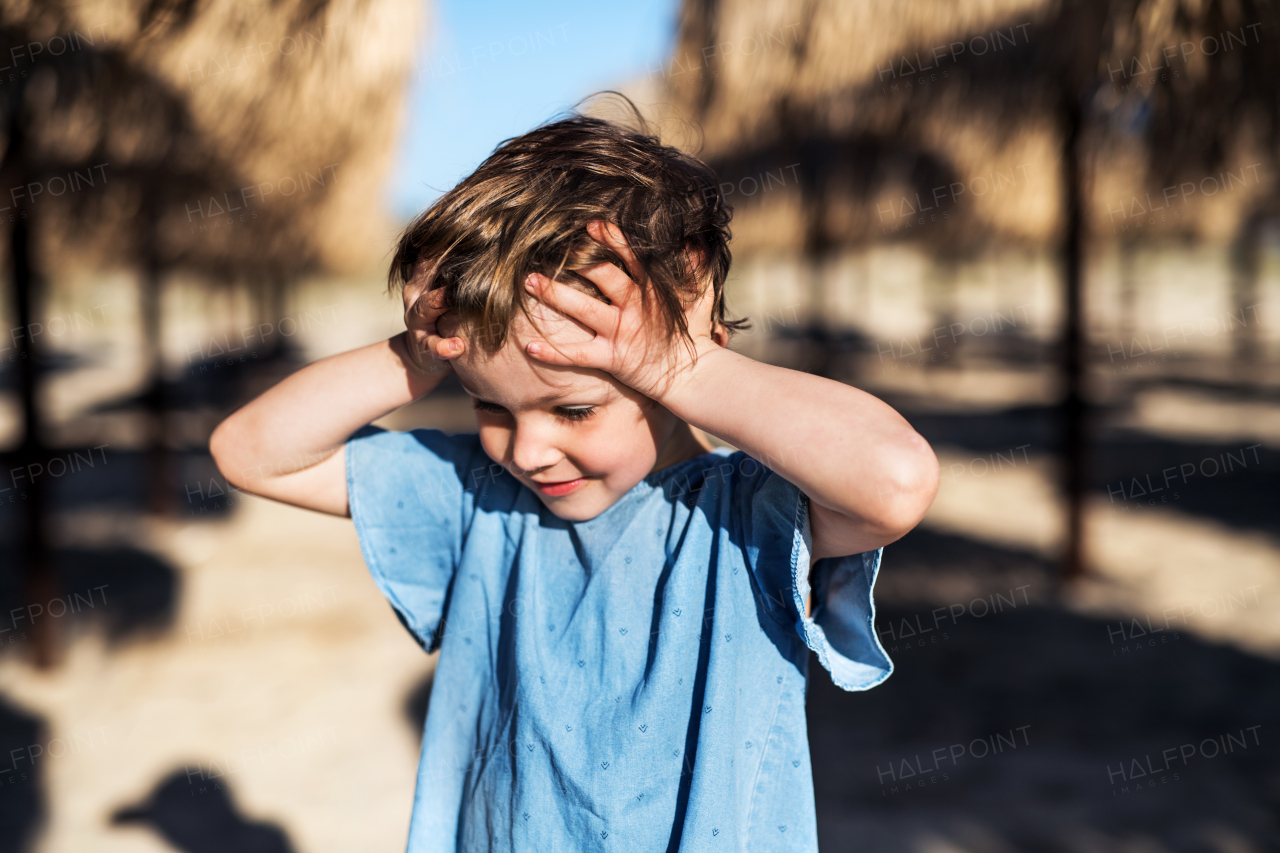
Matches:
[809,527,1280,851]
[112,769,297,853]
[0,693,45,853]
[0,546,179,658]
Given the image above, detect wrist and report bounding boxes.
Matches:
[646,337,728,411]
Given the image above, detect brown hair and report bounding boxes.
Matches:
[388,94,749,359]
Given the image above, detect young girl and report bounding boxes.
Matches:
[210,109,938,852]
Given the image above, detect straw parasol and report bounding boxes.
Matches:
[661,0,1276,254]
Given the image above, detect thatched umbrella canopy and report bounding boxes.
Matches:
[1094,0,1280,364]
[660,0,1276,255]
[0,0,421,665]
[659,0,1061,256]
[658,0,1280,579]
[7,0,420,277]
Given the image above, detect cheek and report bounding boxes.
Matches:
[476,422,511,464]
[574,428,627,470]
[585,411,660,478]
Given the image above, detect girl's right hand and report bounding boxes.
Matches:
[402,267,467,376]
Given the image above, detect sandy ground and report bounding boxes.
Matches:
[2,498,432,853]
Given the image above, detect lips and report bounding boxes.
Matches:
[533,477,587,497]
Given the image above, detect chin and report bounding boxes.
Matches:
[536,496,602,522]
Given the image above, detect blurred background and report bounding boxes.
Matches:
[0,0,1277,850]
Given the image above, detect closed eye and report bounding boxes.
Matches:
[555,406,596,422]
[471,399,597,423]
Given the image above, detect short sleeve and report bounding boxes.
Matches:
[345,426,489,652]
[732,452,894,691]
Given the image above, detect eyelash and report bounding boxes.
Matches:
[472,400,597,423]
[556,407,596,422]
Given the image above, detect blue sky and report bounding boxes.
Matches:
[388,0,680,220]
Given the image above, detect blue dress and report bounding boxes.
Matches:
[345,427,893,852]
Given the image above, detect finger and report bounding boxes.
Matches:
[407,288,448,330]
[575,261,640,310]
[584,221,644,304]
[525,274,615,331]
[411,286,447,321]
[402,260,436,310]
[427,333,465,359]
[587,221,642,280]
[675,246,717,333]
[523,338,602,367]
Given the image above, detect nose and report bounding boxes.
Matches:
[508,419,563,476]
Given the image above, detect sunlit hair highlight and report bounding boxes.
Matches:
[388,93,749,360]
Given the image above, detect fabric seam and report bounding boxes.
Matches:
[747,473,807,636]
[789,489,816,662]
[789,490,896,691]
[857,546,895,690]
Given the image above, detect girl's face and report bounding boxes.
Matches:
[440,302,687,521]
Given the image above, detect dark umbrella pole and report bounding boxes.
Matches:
[140,255,174,517]
[1059,85,1088,581]
[7,169,58,669]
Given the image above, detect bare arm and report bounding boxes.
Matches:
[666,346,936,620]
[660,344,939,558]
[208,333,450,516]
[210,272,464,517]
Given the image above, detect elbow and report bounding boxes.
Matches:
[869,430,939,541]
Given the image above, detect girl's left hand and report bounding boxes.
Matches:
[521,221,721,400]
